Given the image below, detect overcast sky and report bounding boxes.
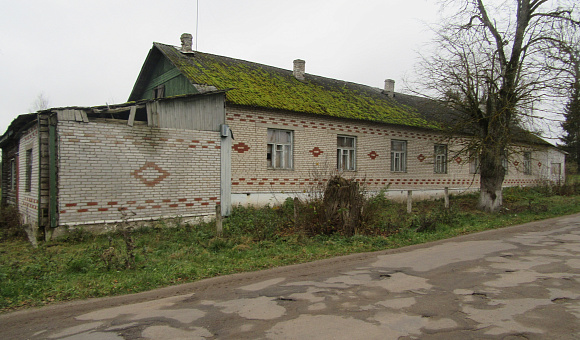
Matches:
[1,0,564,143]
[0,0,443,134]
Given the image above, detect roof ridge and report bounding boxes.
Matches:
[154,42,393,94]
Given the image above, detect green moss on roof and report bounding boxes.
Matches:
[156,43,439,129]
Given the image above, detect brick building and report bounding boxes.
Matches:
[0,34,565,239]
[1,92,229,240]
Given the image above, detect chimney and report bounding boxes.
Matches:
[293,59,306,81]
[180,33,193,53]
[384,79,395,97]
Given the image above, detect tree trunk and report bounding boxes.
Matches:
[478,173,503,212]
[477,140,506,213]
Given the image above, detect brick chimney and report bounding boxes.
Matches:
[384,79,395,97]
[293,59,306,81]
[180,33,193,53]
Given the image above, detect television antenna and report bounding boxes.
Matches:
[196,0,199,50]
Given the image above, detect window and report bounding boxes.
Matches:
[391,140,407,172]
[337,136,356,171]
[523,152,532,175]
[9,158,16,191]
[502,156,509,175]
[469,153,480,174]
[551,163,562,177]
[153,85,165,99]
[25,149,32,192]
[434,144,447,174]
[267,129,293,169]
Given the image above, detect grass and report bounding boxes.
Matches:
[2,184,580,312]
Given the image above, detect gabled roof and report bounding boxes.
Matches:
[130,43,439,130]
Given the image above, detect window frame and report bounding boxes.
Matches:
[502,156,509,175]
[9,158,16,191]
[337,135,356,171]
[434,144,448,174]
[469,153,480,174]
[551,162,562,177]
[267,129,294,170]
[25,149,33,192]
[523,152,532,175]
[390,139,407,172]
[153,85,165,99]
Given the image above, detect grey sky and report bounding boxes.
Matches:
[4,0,567,146]
[1,0,441,134]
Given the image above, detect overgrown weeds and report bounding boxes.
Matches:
[0,206,25,242]
[2,179,580,312]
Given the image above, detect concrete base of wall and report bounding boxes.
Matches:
[50,214,215,239]
[232,187,480,206]
[22,224,39,248]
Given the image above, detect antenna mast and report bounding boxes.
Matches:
[196,0,199,50]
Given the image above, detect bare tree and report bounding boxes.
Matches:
[550,24,580,169]
[29,93,50,112]
[412,0,579,212]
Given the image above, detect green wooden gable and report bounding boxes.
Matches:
[132,51,198,101]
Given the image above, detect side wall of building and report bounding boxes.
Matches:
[1,142,19,207]
[18,124,40,226]
[56,119,221,226]
[537,147,566,183]
[227,106,552,204]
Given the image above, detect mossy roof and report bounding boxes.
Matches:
[151,43,439,130]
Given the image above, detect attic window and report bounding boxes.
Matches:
[153,85,165,99]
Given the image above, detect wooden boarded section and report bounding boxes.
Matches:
[37,114,50,229]
[152,94,225,132]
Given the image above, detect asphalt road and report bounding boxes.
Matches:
[2,213,580,339]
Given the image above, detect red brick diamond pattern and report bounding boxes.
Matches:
[368,151,378,160]
[233,142,250,153]
[455,157,462,164]
[417,154,426,162]
[309,147,323,157]
[133,162,170,187]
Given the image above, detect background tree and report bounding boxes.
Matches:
[412,0,579,212]
[29,92,50,112]
[559,45,580,169]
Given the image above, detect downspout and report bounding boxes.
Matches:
[36,116,42,237]
[48,115,58,230]
[220,124,232,216]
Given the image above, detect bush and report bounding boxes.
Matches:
[224,205,288,241]
[295,176,366,236]
[0,206,25,242]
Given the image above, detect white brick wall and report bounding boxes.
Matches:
[57,119,221,225]
[18,125,39,226]
[227,106,556,196]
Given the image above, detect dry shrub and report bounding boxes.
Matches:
[0,206,25,242]
[297,176,365,236]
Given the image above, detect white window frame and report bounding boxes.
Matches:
[469,153,480,174]
[267,129,293,170]
[25,149,33,192]
[10,158,16,191]
[434,144,447,174]
[391,140,407,172]
[337,135,356,171]
[502,156,509,175]
[523,152,532,175]
[551,162,562,177]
